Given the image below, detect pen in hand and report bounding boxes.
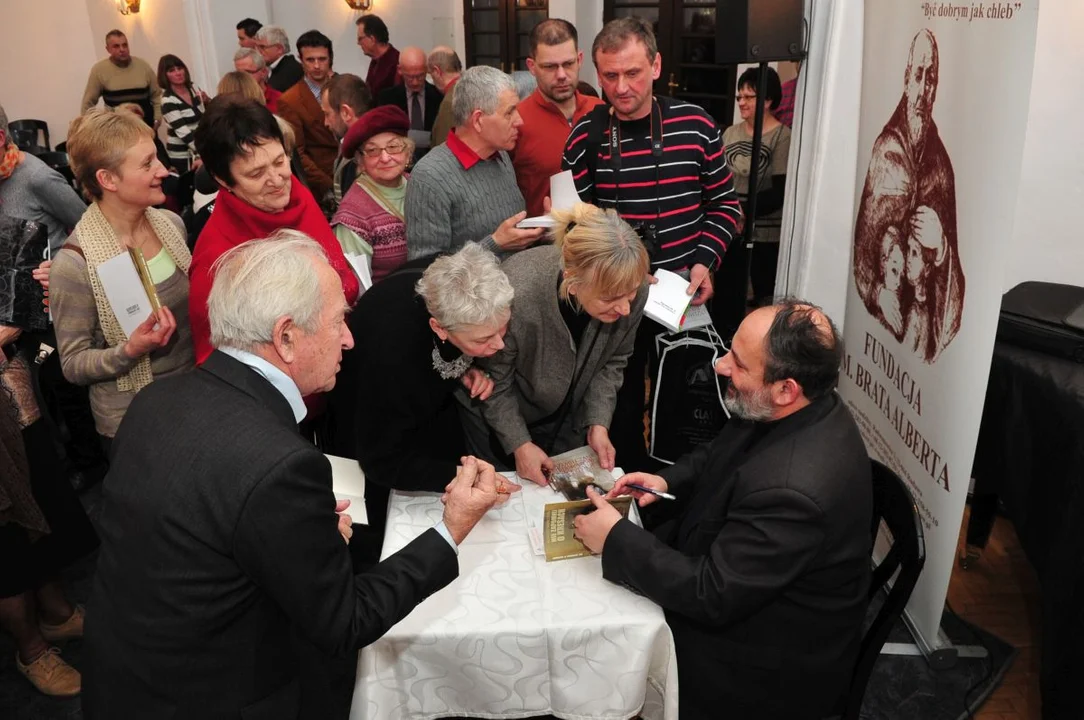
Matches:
[623,483,677,501]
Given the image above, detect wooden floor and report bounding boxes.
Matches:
[948,509,1042,720]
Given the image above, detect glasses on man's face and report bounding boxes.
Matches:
[401,72,427,82]
[362,140,408,158]
[736,94,758,103]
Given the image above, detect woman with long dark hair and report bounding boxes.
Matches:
[157,54,209,174]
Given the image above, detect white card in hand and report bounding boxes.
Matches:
[95,252,154,337]
[549,169,579,212]
[515,216,557,229]
[327,453,369,525]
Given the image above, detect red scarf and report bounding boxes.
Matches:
[188,175,360,364]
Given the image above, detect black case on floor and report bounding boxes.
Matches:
[997,282,1084,363]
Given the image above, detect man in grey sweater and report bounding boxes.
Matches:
[404,66,545,261]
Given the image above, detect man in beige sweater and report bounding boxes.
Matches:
[81,30,162,127]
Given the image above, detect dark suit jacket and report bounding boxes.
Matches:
[268,54,304,93]
[83,351,458,720]
[602,393,872,720]
[377,82,442,132]
[278,79,339,198]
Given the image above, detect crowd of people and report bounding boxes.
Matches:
[0,12,872,720]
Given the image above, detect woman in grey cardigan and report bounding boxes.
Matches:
[478,203,649,486]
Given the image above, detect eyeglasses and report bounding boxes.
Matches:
[362,140,408,157]
[736,94,759,102]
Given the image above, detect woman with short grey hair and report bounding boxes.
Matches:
[326,243,515,552]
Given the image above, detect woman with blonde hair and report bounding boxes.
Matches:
[215,71,265,105]
[477,202,649,485]
[49,109,193,452]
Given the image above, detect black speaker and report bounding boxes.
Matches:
[715,0,804,64]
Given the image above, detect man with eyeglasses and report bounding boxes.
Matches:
[254,25,303,93]
[513,19,603,217]
[375,46,442,161]
[233,48,282,113]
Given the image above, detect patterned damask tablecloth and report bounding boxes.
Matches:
[351,478,679,720]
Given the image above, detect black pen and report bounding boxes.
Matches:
[623,483,677,501]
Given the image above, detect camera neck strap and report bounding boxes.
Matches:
[608,98,664,255]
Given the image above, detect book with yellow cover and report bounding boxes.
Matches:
[543,496,633,562]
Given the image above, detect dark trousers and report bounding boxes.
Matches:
[750,242,781,306]
[609,318,665,474]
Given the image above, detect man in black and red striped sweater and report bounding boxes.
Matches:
[561,16,741,471]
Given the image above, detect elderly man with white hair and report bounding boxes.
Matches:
[404,65,546,261]
[82,230,504,719]
[255,24,303,92]
[234,47,282,112]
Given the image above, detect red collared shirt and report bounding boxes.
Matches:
[445,128,484,170]
[512,89,603,216]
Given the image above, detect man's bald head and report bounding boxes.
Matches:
[399,46,428,94]
[760,299,842,402]
[427,46,462,92]
[904,29,939,126]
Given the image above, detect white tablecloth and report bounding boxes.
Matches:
[350,479,679,720]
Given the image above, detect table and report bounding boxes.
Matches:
[350,479,679,720]
[969,340,1084,719]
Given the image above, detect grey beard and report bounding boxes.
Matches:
[723,385,775,422]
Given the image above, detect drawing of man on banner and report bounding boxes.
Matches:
[853,29,964,364]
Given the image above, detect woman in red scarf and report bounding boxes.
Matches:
[189,97,359,363]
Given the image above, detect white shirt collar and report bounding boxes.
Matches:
[269,54,285,70]
[218,347,307,423]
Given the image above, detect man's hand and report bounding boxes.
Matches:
[493,212,546,252]
[910,205,946,261]
[123,307,177,359]
[441,456,501,544]
[513,441,554,486]
[587,425,615,471]
[572,485,623,554]
[335,499,353,544]
[686,263,714,306]
[609,471,669,508]
[460,367,494,400]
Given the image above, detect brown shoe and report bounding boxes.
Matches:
[39,605,84,642]
[16,647,81,697]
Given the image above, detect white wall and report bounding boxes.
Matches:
[0,0,98,147]
[1002,1,1084,290]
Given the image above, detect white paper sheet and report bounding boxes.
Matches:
[516,170,581,228]
[644,268,694,333]
[344,253,373,292]
[95,252,154,337]
[327,453,369,525]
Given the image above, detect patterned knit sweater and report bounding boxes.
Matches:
[403,142,525,261]
[332,177,408,283]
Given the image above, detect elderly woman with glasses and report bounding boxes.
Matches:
[330,106,414,284]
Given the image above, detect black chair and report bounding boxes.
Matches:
[838,459,927,720]
[9,119,50,151]
[36,151,81,196]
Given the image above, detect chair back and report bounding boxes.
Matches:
[842,459,926,720]
[9,119,50,152]
[35,151,80,195]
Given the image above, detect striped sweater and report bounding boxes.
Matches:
[81,56,162,125]
[161,88,205,173]
[561,96,741,272]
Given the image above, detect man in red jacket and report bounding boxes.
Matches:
[513,19,603,216]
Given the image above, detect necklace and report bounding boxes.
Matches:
[431,343,473,380]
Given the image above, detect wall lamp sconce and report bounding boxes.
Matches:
[345,0,373,10]
[117,0,141,15]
